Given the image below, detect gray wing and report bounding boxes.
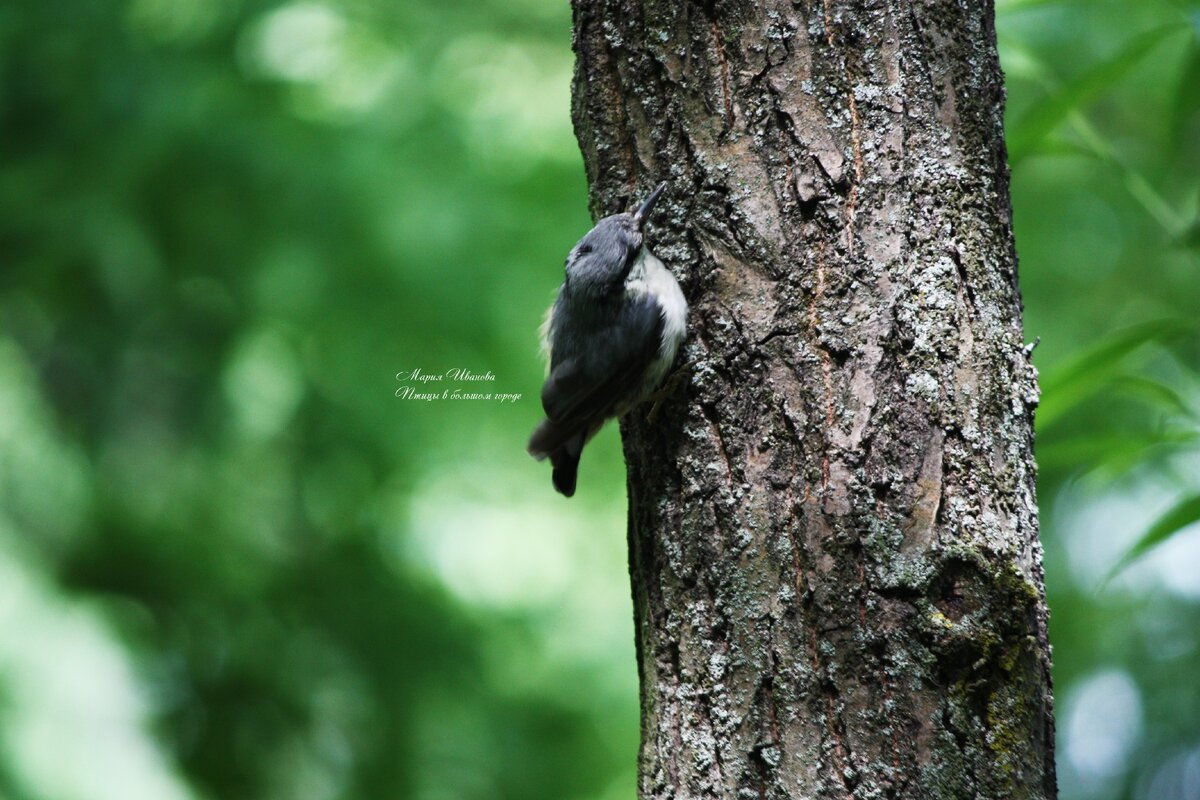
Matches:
[537,294,664,446]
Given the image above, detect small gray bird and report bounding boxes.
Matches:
[528,182,688,496]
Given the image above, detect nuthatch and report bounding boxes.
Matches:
[528,182,688,496]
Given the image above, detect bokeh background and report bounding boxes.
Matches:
[1,0,1198,798]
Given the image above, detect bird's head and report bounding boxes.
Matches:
[564,182,667,291]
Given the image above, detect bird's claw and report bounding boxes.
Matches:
[646,361,693,423]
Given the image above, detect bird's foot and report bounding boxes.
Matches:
[646,361,694,423]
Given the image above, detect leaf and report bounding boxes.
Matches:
[1179,215,1200,249]
[1112,375,1197,419]
[1037,429,1200,476]
[1105,494,1200,583]
[996,0,1071,12]
[1008,25,1183,164]
[1085,431,1200,482]
[1030,139,1104,160]
[1037,319,1194,428]
[1168,38,1200,156]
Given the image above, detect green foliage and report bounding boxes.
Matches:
[1036,319,1193,428]
[1006,25,1184,164]
[1106,494,1200,581]
[1003,2,1200,797]
[0,0,1197,799]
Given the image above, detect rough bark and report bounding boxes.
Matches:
[569,1,1056,798]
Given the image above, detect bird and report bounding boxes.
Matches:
[528,182,688,497]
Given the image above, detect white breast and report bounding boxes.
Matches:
[625,247,688,394]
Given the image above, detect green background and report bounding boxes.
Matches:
[1,0,1198,798]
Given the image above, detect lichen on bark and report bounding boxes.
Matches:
[570,0,1056,798]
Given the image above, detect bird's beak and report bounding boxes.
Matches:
[633,182,668,228]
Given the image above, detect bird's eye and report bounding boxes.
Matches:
[577,244,591,255]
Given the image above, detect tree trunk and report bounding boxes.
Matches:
[569,1,1056,798]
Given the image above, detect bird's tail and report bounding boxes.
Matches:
[549,442,582,497]
[528,420,589,497]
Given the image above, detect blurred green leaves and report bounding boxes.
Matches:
[0,0,1198,799]
[1037,319,1194,429]
[1107,494,1200,581]
[1037,319,1200,581]
[1001,2,1200,796]
[1006,24,1183,165]
[0,0,623,798]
